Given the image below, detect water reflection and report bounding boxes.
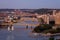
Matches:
[49,36,54,40]
[7,32,14,40]
[0,27,60,40]
[28,32,50,40]
[0,21,60,40]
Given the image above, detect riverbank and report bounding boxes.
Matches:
[32,24,60,37]
[30,32,60,36]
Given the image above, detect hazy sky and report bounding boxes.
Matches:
[0,0,60,9]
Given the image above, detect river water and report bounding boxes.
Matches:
[0,20,60,40]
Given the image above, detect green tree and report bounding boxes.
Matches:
[38,18,44,24]
[33,24,52,33]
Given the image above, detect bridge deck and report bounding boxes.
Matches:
[0,22,39,26]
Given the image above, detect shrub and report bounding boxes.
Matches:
[33,24,52,33]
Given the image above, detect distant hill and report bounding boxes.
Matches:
[34,8,60,14]
[0,8,60,14]
[0,9,15,12]
[20,8,60,14]
[34,9,53,14]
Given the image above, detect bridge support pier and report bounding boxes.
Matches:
[8,25,14,31]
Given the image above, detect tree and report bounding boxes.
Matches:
[37,18,44,24]
[33,24,52,33]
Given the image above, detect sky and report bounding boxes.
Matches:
[0,0,60,9]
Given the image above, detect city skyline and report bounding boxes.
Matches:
[0,0,60,9]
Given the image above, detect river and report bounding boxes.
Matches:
[0,20,60,40]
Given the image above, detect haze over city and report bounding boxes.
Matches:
[0,0,60,9]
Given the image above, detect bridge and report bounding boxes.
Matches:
[0,22,39,26]
[0,17,39,31]
[0,22,39,31]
